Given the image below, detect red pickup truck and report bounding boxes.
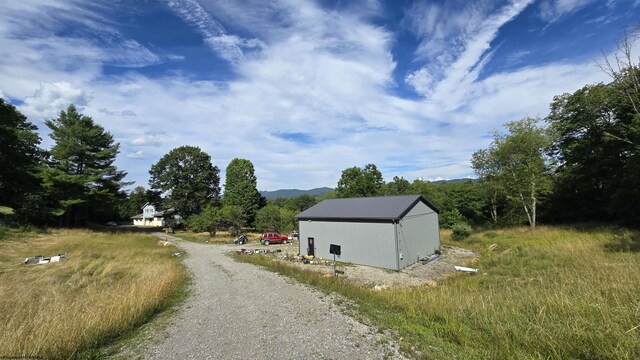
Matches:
[260,232,288,245]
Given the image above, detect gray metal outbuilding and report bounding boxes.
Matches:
[296,195,440,270]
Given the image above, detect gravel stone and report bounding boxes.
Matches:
[139,233,406,360]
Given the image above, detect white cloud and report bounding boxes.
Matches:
[22,81,91,118]
[405,0,534,111]
[126,151,145,159]
[131,134,163,147]
[98,108,136,117]
[539,0,596,23]
[406,1,496,60]
[165,0,263,63]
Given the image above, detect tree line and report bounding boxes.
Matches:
[0,103,126,226]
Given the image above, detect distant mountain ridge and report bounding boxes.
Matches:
[260,179,476,199]
[260,187,334,199]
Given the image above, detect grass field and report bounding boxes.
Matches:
[233,225,640,359]
[0,228,187,359]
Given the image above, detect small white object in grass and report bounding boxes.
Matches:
[372,285,388,291]
[454,266,478,273]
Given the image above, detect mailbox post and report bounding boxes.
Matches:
[329,244,341,276]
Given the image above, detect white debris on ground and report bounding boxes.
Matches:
[24,253,68,265]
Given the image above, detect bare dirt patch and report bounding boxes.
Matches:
[236,241,477,289]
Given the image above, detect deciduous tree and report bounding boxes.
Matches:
[472,118,553,228]
[336,163,384,198]
[149,146,220,218]
[189,205,222,236]
[223,158,260,225]
[385,176,411,195]
[254,204,294,233]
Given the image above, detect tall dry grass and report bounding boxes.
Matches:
[0,229,186,359]
[235,226,640,359]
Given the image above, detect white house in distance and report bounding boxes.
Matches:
[296,195,440,270]
[131,203,177,227]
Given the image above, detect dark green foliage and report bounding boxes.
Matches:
[254,204,295,233]
[0,98,41,211]
[385,176,411,195]
[440,209,467,229]
[12,192,53,226]
[188,205,244,236]
[410,179,497,228]
[286,194,318,212]
[118,186,162,219]
[410,179,447,208]
[220,205,244,235]
[471,118,553,228]
[41,105,127,226]
[254,204,283,232]
[268,194,318,213]
[336,164,384,198]
[451,222,472,241]
[439,181,487,226]
[223,158,260,225]
[188,205,222,236]
[149,146,220,219]
[547,78,640,225]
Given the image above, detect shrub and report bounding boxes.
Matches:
[227,226,242,237]
[451,222,472,241]
[440,209,467,229]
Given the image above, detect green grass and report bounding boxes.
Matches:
[0,229,188,359]
[233,225,640,359]
[0,205,14,215]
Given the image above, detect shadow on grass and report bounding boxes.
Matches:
[87,224,165,234]
[604,232,640,253]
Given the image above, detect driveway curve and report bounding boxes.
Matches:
[142,233,405,360]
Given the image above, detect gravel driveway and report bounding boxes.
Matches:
[138,233,405,359]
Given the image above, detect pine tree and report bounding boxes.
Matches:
[0,98,41,210]
[42,105,127,226]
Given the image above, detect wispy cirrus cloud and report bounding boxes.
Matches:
[164,0,263,64]
[405,0,533,111]
[0,1,166,102]
[538,0,596,23]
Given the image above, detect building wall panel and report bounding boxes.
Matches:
[397,201,440,269]
[299,220,397,269]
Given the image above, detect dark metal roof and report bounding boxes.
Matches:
[296,195,439,221]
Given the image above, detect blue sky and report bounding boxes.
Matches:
[1,0,639,191]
